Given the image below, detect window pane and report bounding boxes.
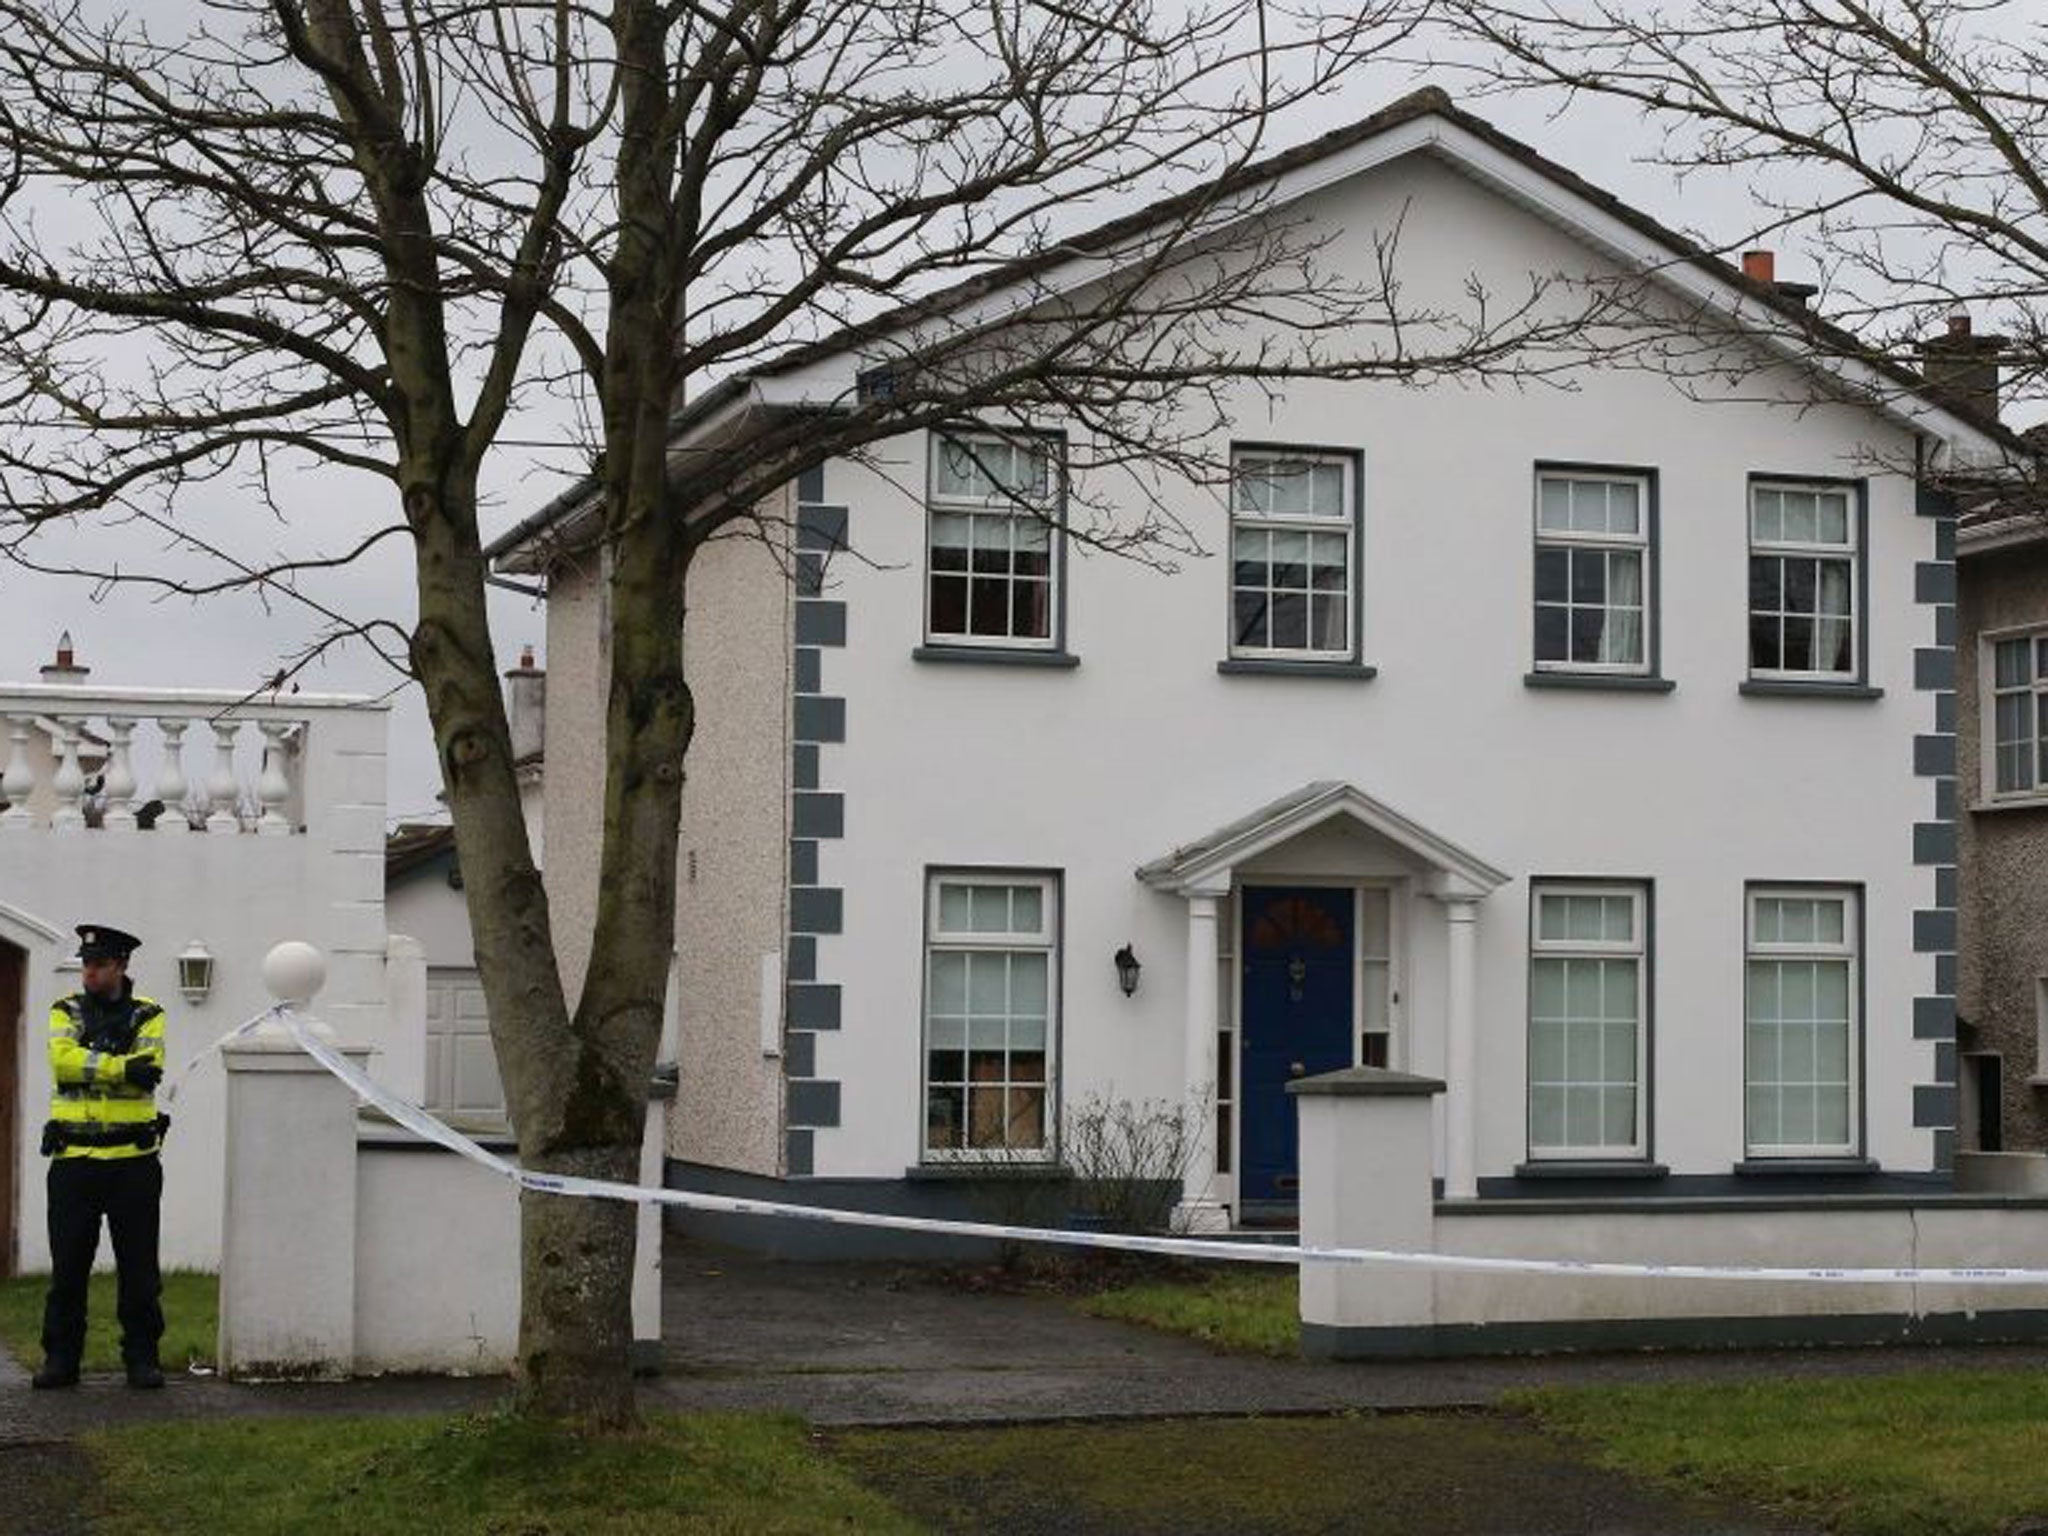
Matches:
[1997,639,2030,689]
[1011,887,1044,935]
[1234,591,1268,649]
[1530,1014,1567,1079]
[1813,900,1845,945]
[1602,961,1638,1021]
[1570,548,1606,602]
[1530,1087,1567,1148]
[1749,614,1782,672]
[1603,896,1635,943]
[1571,609,1606,663]
[1751,488,1783,542]
[1532,951,1569,1006]
[930,951,968,1011]
[1783,558,1817,614]
[1781,900,1815,944]
[1816,493,1849,544]
[1535,606,1568,662]
[1782,491,1818,542]
[1607,481,1640,535]
[1781,616,1814,671]
[1750,556,1782,614]
[1565,1086,1602,1146]
[969,578,1008,635]
[938,886,973,932]
[1309,462,1344,515]
[1539,479,1572,531]
[1271,593,1308,649]
[1270,530,1308,587]
[1013,579,1051,639]
[1310,595,1347,651]
[1603,1019,1637,1079]
[1535,546,1569,603]
[927,1086,965,1149]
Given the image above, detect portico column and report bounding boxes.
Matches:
[1176,884,1231,1232]
[1438,889,1484,1199]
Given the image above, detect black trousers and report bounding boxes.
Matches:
[41,1154,164,1365]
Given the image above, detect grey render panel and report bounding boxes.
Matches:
[797,464,825,502]
[1935,1040,1957,1084]
[794,649,823,695]
[788,936,817,983]
[1914,822,1957,865]
[1915,735,1957,777]
[1915,648,1956,692]
[788,982,842,1029]
[798,503,850,550]
[788,1079,843,1128]
[1914,909,1959,952]
[1913,1083,1958,1127]
[794,695,847,743]
[793,792,844,839]
[786,1128,815,1176]
[790,838,819,885]
[795,600,847,647]
[1935,606,1956,648]
[793,742,820,790]
[1934,689,1956,733]
[1934,865,1957,908]
[1936,778,1957,821]
[1936,953,1958,994]
[796,550,827,598]
[1933,1127,1955,1171]
[1913,996,1956,1039]
[791,886,844,934]
[1916,562,1958,604]
[783,1029,816,1079]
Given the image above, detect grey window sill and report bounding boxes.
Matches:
[913,646,1079,669]
[905,1161,1074,1181]
[1733,1157,1880,1177]
[1739,681,1883,700]
[1513,1160,1670,1180]
[1971,797,2048,816]
[1523,672,1675,693]
[1217,658,1378,680]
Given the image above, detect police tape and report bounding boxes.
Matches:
[202,1004,2048,1289]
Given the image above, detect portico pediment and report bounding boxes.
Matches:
[1135,780,1508,898]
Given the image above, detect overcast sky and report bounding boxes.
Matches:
[0,15,2024,820]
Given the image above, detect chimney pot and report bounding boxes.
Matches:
[1948,309,1972,338]
[55,631,73,667]
[1742,249,1775,283]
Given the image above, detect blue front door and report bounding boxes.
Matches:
[1239,886,1356,1204]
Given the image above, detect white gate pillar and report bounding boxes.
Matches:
[219,943,368,1380]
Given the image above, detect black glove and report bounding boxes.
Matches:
[122,1057,163,1091]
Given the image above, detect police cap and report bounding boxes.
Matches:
[75,925,142,963]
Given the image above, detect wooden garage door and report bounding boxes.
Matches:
[425,967,508,1131]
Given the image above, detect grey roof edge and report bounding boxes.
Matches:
[1136,779,1510,895]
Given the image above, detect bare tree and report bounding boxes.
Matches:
[0,0,1613,1424]
[1427,0,2048,491]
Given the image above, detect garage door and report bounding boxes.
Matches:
[425,967,508,1131]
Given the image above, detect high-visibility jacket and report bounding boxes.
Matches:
[46,988,167,1160]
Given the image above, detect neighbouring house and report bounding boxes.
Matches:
[382,646,547,1134]
[489,89,2023,1262]
[1954,423,2048,1169]
[0,640,395,1273]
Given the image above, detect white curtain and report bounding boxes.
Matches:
[1599,551,1643,664]
[1814,562,1852,671]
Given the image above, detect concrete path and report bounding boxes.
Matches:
[647,1237,2048,1426]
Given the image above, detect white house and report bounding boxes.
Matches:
[490,90,2016,1264]
[0,643,395,1272]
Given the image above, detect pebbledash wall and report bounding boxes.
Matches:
[637,151,1968,1250]
[0,685,394,1273]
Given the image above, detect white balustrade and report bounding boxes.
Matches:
[50,718,86,832]
[256,721,293,837]
[101,716,138,831]
[206,721,243,834]
[155,717,191,833]
[0,686,347,836]
[0,717,31,830]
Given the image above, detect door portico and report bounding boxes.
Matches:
[1139,781,1508,1226]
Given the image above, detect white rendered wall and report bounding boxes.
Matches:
[5,698,390,1270]
[803,153,1940,1186]
[387,865,476,970]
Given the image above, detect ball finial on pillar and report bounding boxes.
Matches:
[261,941,327,1006]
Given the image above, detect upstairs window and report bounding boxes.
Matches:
[1229,449,1356,661]
[926,432,1060,648]
[1749,482,1859,680]
[1533,472,1651,673]
[1988,631,2048,798]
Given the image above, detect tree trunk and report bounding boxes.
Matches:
[513,1141,644,1425]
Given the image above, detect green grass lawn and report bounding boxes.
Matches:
[1077,1267,1299,1355]
[1520,1368,2048,1536]
[0,1270,218,1373]
[87,1411,915,1535]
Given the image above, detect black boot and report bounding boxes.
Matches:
[31,1356,79,1390]
[123,1354,164,1390]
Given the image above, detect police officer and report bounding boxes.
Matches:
[33,925,169,1390]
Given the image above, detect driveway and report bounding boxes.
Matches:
[646,1232,2048,1426]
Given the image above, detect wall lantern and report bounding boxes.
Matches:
[177,941,215,1005]
[1113,943,1142,998]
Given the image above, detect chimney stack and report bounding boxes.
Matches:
[505,644,546,762]
[1918,307,2005,423]
[40,630,89,684]
[1741,249,1775,284]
